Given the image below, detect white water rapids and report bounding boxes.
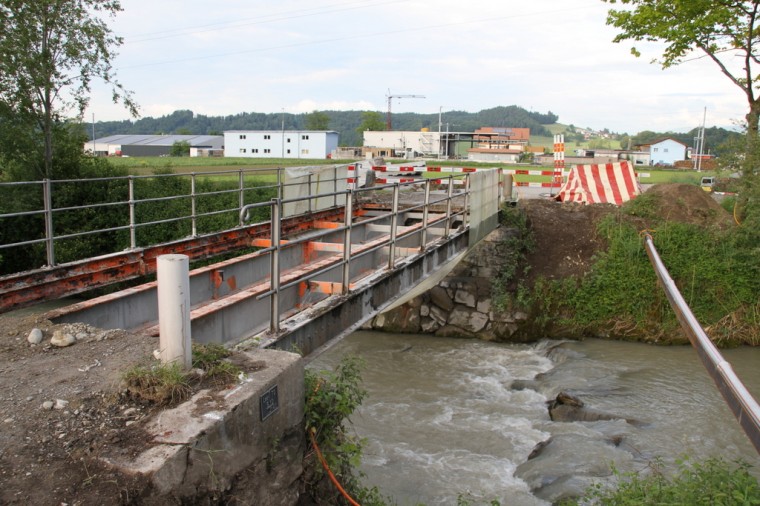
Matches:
[310,331,760,505]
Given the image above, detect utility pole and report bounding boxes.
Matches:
[386,89,425,130]
[438,106,442,159]
[697,107,707,172]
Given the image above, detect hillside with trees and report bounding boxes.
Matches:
[91,106,559,147]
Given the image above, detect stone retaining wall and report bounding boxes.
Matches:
[369,226,529,341]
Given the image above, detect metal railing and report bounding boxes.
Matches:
[643,232,760,454]
[239,176,472,334]
[0,167,348,272]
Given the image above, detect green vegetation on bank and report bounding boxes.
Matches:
[303,357,391,505]
[562,457,760,505]
[499,191,760,346]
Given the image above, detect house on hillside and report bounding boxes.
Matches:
[223,131,338,159]
[85,135,224,157]
[643,138,688,166]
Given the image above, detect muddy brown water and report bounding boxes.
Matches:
[311,332,760,505]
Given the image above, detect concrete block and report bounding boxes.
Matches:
[102,349,305,503]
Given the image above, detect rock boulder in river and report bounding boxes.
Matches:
[548,391,640,424]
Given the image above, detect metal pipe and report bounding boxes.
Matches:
[342,190,353,293]
[128,176,136,249]
[445,177,454,238]
[463,174,471,230]
[421,179,430,249]
[388,184,400,269]
[643,233,760,454]
[238,169,245,212]
[270,198,282,334]
[190,174,197,237]
[42,179,55,267]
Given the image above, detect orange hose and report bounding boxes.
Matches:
[308,427,361,506]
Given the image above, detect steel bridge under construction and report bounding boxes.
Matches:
[1,165,503,355]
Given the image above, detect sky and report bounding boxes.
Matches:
[83,0,749,135]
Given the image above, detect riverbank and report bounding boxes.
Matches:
[370,183,756,346]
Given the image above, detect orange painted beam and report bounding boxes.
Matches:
[0,207,345,314]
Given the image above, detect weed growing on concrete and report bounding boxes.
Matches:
[122,362,191,405]
[192,343,241,384]
[122,343,242,406]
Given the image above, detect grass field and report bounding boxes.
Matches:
[107,156,358,176]
[105,155,712,185]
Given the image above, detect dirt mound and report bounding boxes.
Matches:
[521,199,613,284]
[520,183,734,285]
[643,183,734,230]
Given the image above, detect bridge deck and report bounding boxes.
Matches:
[45,191,468,350]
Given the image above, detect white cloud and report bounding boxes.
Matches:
[81,0,750,135]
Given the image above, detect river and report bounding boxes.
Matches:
[310,331,760,505]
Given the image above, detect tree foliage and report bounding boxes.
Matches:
[92,106,560,147]
[603,0,760,221]
[355,111,385,137]
[304,110,330,130]
[603,0,760,151]
[0,0,137,179]
[170,140,190,157]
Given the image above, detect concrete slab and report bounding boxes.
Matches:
[101,349,305,503]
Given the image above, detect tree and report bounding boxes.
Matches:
[355,111,385,138]
[305,110,330,130]
[603,0,760,164]
[170,140,191,157]
[0,0,137,180]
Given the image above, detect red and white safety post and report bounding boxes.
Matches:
[552,134,564,195]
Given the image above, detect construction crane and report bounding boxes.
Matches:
[386,90,425,130]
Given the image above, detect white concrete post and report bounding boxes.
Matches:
[157,254,192,369]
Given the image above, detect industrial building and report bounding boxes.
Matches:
[85,135,224,157]
[223,131,339,159]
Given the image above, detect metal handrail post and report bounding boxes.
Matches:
[445,177,454,239]
[190,173,197,237]
[341,190,353,293]
[42,179,55,267]
[388,184,400,269]
[463,174,471,229]
[270,198,282,334]
[238,170,245,213]
[307,173,313,214]
[128,176,136,249]
[277,168,283,201]
[421,179,430,250]
[497,168,504,205]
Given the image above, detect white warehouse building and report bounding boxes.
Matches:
[224,130,339,159]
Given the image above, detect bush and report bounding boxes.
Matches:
[303,356,393,506]
[562,457,760,505]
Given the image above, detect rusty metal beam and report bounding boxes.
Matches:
[0,208,344,314]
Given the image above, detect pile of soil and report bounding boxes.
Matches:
[522,183,734,285]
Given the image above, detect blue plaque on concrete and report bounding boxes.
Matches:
[260,385,279,421]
